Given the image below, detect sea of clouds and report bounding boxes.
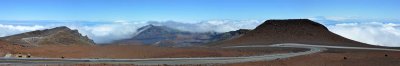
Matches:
[0,17,399,47]
[0,20,263,43]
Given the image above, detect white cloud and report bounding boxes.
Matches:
[0,24,46,37]
[148,20,262,32]
[324,16,353,21]
[2,18,400,47]
[326,22,400,47]
[73,21,148,43]
[80,20,263,43]
[0,24,45,31]
[0,20,262,43]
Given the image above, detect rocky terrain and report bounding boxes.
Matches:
[217,19,376,47]
[212,29,251,41]
[0,19,398,66]
[0,26,95,47]
[0,25,297,60]
[114,24,250,47]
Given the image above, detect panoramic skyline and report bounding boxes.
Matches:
[0,0,400,47]
[1,0,400,65]
[0,0,399,21]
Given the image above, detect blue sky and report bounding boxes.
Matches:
[0,0,399,21]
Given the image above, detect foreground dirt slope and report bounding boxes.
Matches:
[14,44,305,59]
[0,40,22,56]
[224,49,400,66]
[217,19,375,47]
[16,49,399,66]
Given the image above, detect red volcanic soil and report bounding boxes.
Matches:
[3,19,399,66]
[216,19,376,47]
[20,49,400,66]
[13,44,305,59]
[0,40,22,56]
[224,49,400,66]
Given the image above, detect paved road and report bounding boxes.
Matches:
[0,43,399,65]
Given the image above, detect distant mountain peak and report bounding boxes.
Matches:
[1,26,95,46]
[137,24,155,31]
[148,24,155,27]
[258,19,328,30]
[51,26,72,31]
[114,24,250,47]
[135,25,184,36]
[53,26,69,29]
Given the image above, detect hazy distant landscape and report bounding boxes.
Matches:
[0,0,399,66]
[1,17,400,47]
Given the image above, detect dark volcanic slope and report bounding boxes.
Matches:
[114,25,250,47]
[0,26,95,46]
[115,25,215,47]
[217,19,375,47]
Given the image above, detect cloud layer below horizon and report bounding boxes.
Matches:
[1,18,400,47]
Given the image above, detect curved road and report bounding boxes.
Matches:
[0,43,399,65]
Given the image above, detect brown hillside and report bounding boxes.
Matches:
[0,26,95,46]
[0,40,22,56]
[217,19,375,47]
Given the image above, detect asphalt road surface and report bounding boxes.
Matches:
[1,43,399,65]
